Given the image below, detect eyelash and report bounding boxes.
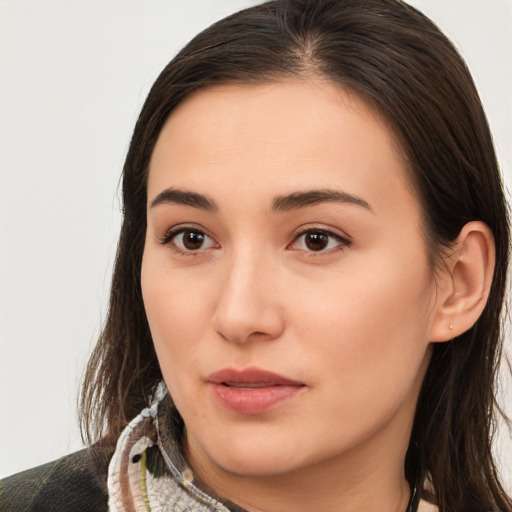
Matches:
[159,226,351,256]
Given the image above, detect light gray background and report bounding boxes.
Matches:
[1,0,511,486]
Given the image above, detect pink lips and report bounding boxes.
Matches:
[206,367,305,415]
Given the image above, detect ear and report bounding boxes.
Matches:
[429,221,495,342]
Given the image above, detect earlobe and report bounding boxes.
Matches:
[429,221,495,342]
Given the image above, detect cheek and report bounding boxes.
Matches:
[288,247,435,394]
[142,280,202,420]
[141,249,210,381]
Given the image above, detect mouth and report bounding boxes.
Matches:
[206,367,305,415]
[220,382,278,388]
[207,367,304,386]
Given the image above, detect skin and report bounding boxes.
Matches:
[141,79,452,512]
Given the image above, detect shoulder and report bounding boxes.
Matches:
[0,441,114,512]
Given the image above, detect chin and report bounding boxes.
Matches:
[189,423,309,477]
[207,435,354,480]
[212,448,304,478]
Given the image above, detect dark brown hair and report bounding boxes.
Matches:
[80,1,511,510]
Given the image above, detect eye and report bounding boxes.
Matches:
[291,229,350,253]
[162,227,218,253]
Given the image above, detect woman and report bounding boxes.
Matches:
[2,0,510,511]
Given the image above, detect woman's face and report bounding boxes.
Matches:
[142,80,441,481]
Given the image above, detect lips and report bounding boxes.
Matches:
[206,367,305,415]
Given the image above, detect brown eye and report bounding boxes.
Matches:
[182,230,206,250]
[165,228,217,253]
[304,232,329,251]
[291,229,350,253]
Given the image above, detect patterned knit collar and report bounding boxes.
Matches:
[155,388,247,511]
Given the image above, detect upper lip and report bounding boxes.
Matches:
[206,367,304,387]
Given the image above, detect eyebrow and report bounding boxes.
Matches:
[272,189,373,213]
[150,188,218,211]
[149,187,372,213]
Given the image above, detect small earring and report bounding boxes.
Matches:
[449,324,453,331]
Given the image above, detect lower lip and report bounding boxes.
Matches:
[209,383,304,415]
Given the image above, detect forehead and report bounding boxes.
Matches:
[152,80,397,163]
[147,79,416,219]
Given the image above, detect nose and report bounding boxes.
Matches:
[212,249,285,344]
